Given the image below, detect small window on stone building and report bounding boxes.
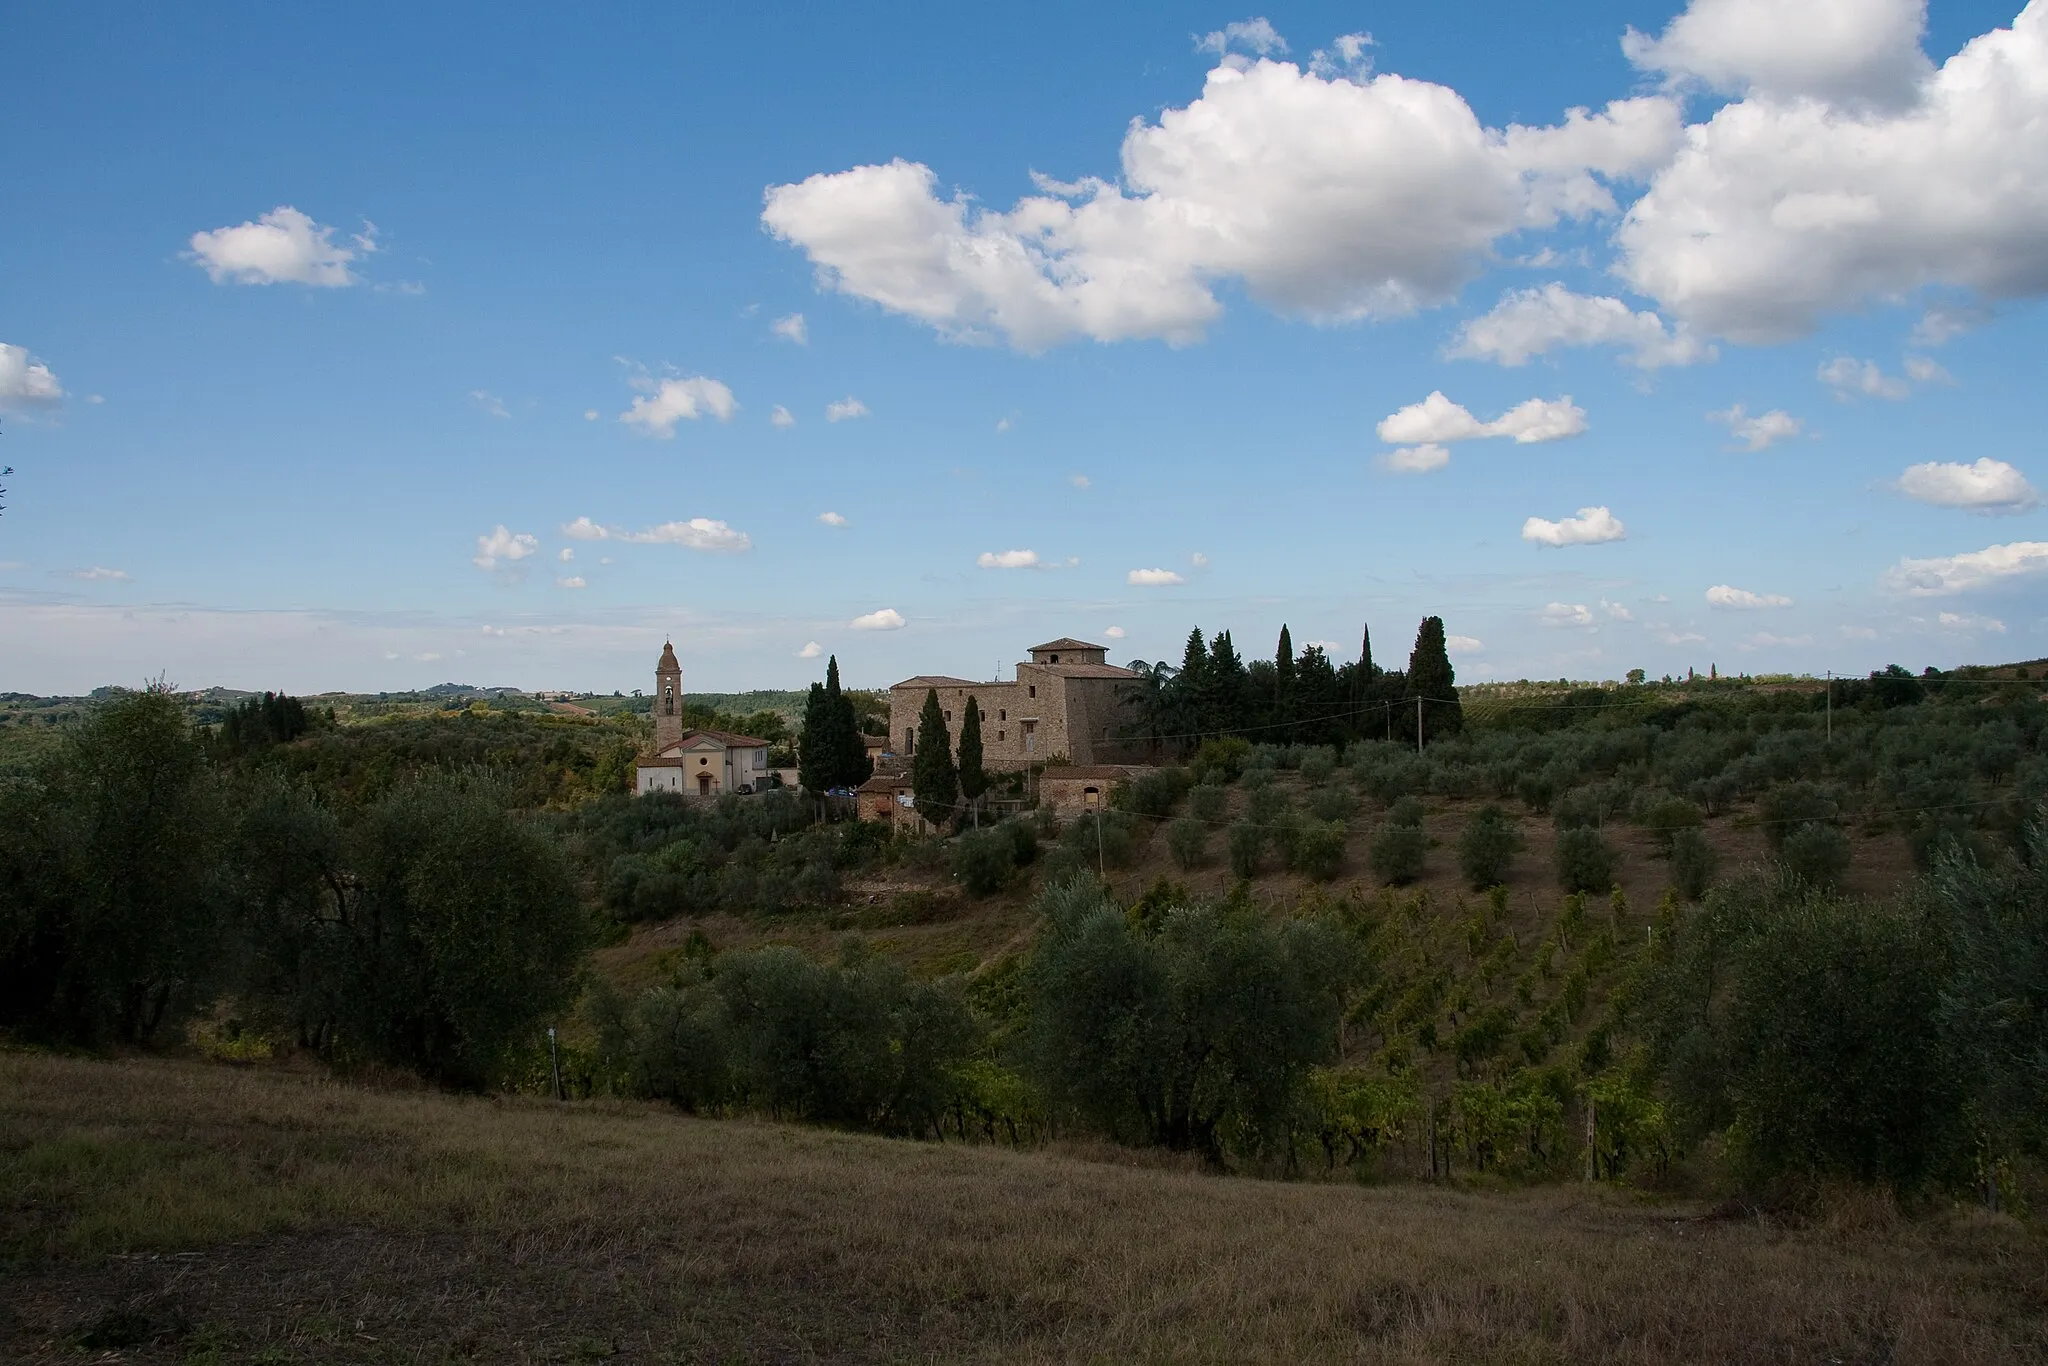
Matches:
[999,708,1006,721]
[998,730,1005,742]
[1028,685,1036,698]
[945,709,951,722]
[1049,654,1060,663]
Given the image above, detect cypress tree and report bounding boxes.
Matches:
[824,656,871,787]
[1172,628,1210,747]
[1273,624,1297,739]
[957,693,988,825]
[912,688,959,830]
[797,681,832,793]
[1295,643,1341,746]
[1208,629,1249,737]
[1403,616,1463,742]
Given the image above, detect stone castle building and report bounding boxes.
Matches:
[886,637,1143,770]
[635,641,770,797]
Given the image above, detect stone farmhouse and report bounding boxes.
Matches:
[886,637,1145,771]
[634,642,771,798]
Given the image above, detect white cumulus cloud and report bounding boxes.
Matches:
[1378,442,1452,475]
[187,206,365,287]
[558,547,574,562]
[818,511,850,527]
[1617,3,2048,342]
[1522,506,1626,547]
[1447,634,1484,654]
[1128,568,1186,586]
[473,526,539,570]
[1938,610,2007,633]
[1623,0,1932,107]
[620,375,738,436]
[1377,391,1586,446]
[977,549,1039,569]
[1819,356,1911,400]
[1196,17,1289,57]
[1104,625,1127,639]
[762,51,1681,351]
[1707,584,1794,609]
[1913,302,1993,346]
[557,576,586,589]
[1449,283,1709,367]
[1540,602,1597,628]
[469,389,510,419]
[797,640,824,658]
[770,404,796,428]
[851,607,906,631]
[0,343,63,411]
[67,566,131,582]
[1711,404,1802,450]
[1883,540,2048,596]
[772,312,808,344]
[1895,458,2040,514]
[825,396,869,422]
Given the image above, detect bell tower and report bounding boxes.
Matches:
[653,640,684,753]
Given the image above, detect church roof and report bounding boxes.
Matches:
[656,640,681,674]
[1029,637,1105,653]
[890,674,985,690]
[1036,662,1138,679]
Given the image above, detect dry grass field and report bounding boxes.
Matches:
[4,1052,2042,1364]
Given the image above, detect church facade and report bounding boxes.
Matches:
[634,641,771,798]
[885,637,1143,770]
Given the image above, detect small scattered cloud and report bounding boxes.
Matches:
[1883,541,2048,597]
[797,640,824,658]
[772,312,808,344]
[1711,404,1801,451]
[978,549,1040,569]
[1818,355,1935,401]
[469,389,510,419]
[558,516,751,553]
[1308,31,1374,80]
[1913,303,1992,348]
[1190,552,1210,568]
[1522,506,1626,547]
[1839,625,1882,640]
[473,525,539,570]
[1658,630,1707,645]
[818,511,850,527]
[1378,442,1452,475]
[1129,568,1185,586]
[1707,584,1793,609]
[0,343,64,411]
[187,205,366,287]
[556,575,587,589]
[1895,458,2040,514]
[1742,632,1814,650]
[1104,626,1127,639]
[620,374,738,436]
[66,566,131,582]
[1195,17,1288,57]
[1539,602,1596,628]
[1447,634,1484,654]
[582,408,599,421]
[771,404,796,428]
[558,547,574,562]
[1449,284,1710,368]
[1601,598,1633,622]
[1069,473,1090,488]
[825,396,869,423]
[1938,610,2006,633]
[851,607,905,631]
[1377,391,1586,447]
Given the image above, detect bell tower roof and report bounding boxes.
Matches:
[656,640,681,675]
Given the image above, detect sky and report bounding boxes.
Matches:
[4,0,2048,696]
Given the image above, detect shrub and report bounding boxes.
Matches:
[1167,815,1207,871]
[1228,820,1266,878]
[1386,795,1424,828]
[999,817,1039,867]
[1119,766,1191,819]
[1307,783,1357,823]
[1062,810,1136,870]
[1516,770,1557,814]
[950,828,1014,896]
[1370,822,1427,885]
[1761,781,1842,851]
[1780,822,1851,891]
[1297,749,1337,785]
[1192,737,1252,784]
[1637,794,1704,854]
[1457,804,1524,889]
[1554,826,1614,895]
[1188,782,1230,823]
[1293,820,1346,881]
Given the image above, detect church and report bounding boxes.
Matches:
[634,641,771,798]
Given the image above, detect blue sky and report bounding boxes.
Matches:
[4,0,2046,695]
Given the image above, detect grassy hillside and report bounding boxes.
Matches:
[3,1052,2040,1364]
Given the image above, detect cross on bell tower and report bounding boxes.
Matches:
[654,640,683,753]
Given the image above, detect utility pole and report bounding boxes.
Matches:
[1096,809,1107,882]
[1416,695,1424,755]
[547,1026,562,1101]
[1825,670,1833,743]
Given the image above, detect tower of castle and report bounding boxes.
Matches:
[653,640,683,752]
